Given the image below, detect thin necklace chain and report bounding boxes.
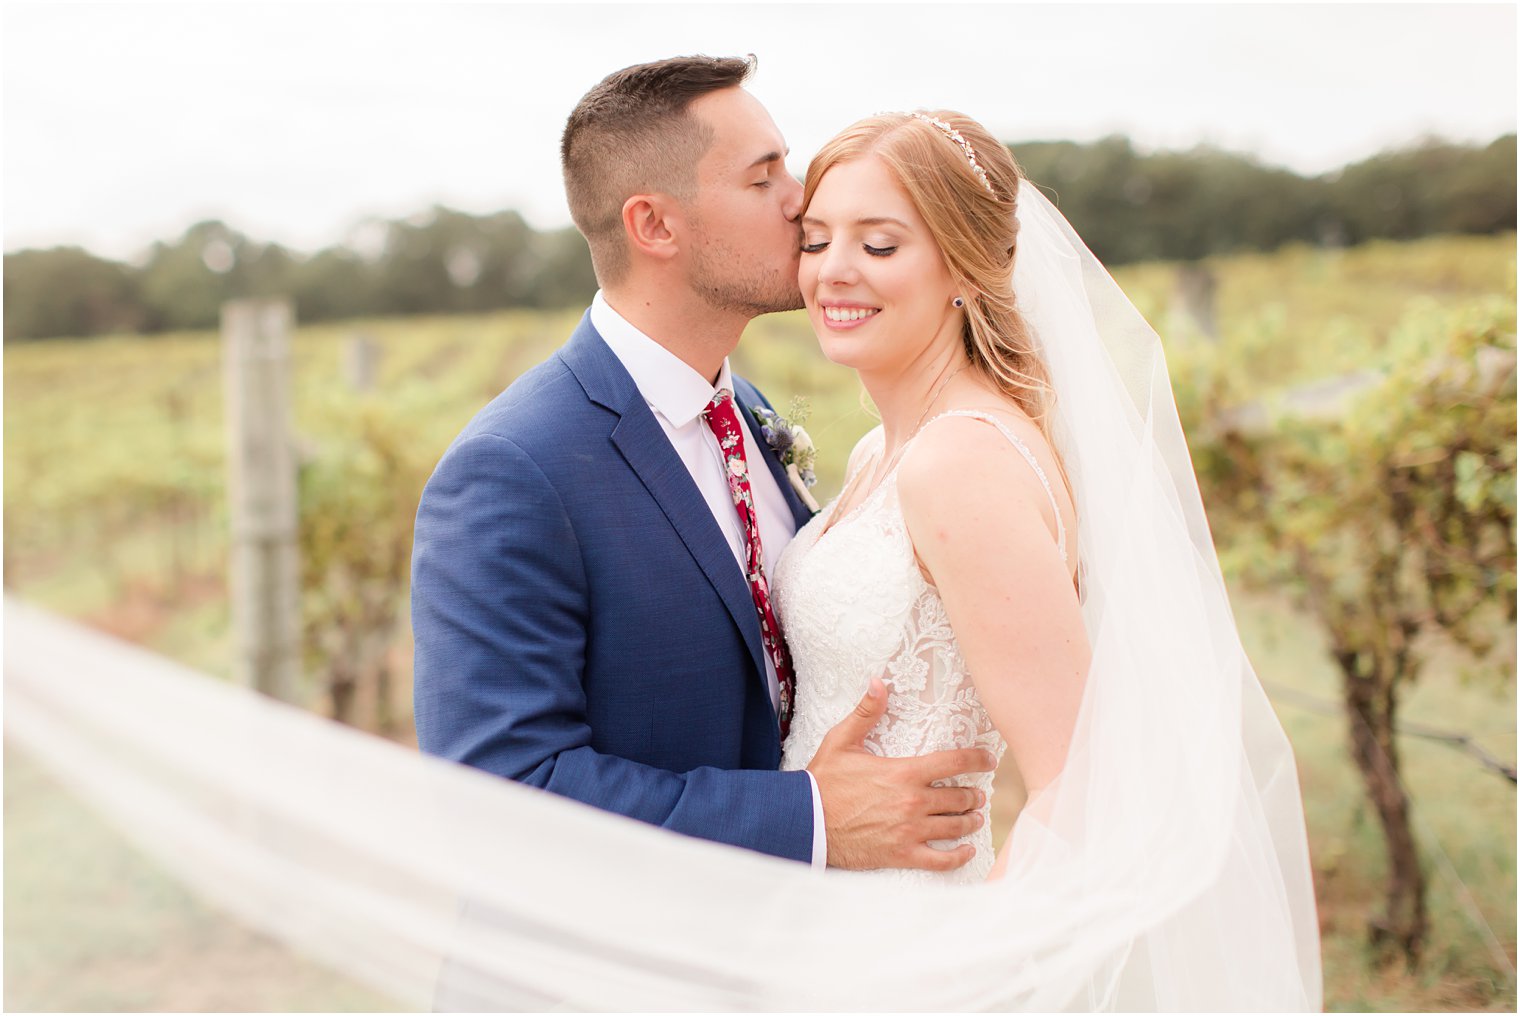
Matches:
[820,361,971,538]
[867,362,970,487]
[911,362,969,438]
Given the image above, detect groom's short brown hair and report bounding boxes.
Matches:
[561,54,755,285]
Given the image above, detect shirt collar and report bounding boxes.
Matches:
[591,290,734,428]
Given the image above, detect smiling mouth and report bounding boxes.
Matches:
[822,307,879,323]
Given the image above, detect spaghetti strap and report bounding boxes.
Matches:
[912,410,1069,564]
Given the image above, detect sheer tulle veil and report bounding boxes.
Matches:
[5,185,1321,1012]
[995,181,1321,1008]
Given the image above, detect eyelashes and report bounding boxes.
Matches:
[799,241,898,257]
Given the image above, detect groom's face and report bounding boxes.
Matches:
[682,87,805,317]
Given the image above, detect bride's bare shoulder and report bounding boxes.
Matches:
[908,401,1056,476]
[897,403,1069,551]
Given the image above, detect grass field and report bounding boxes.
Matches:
[4,232,1514,1010]
[3,745,401,1012]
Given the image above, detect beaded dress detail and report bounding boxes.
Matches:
[773,411,1068,886]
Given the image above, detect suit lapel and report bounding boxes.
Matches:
[560,317,768,682]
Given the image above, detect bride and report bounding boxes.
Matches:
[778,112,1083,887]
[773,109,1322,1004]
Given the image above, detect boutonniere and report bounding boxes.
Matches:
[752,397,821,513]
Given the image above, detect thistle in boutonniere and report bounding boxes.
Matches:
[752,396,821,513]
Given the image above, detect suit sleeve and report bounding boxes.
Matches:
[411,432,814,862]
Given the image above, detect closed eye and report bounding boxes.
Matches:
[801,241,829,254]
[864,244,897,257]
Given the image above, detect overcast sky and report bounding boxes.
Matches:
[3,2,1515,261]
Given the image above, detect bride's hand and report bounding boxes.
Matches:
[807,678,996,871]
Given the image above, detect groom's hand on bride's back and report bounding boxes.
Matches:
[807,678,996,871]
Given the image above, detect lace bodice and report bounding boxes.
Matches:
[774,411,1068,886]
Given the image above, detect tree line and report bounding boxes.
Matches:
[5,133,1515,342]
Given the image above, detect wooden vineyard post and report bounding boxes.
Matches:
[344,332,380,393]
[1173,263,1219,342]
[223,299,300,702]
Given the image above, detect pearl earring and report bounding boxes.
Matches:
[952,296,965,309]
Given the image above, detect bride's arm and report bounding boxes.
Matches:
[896,416,1089,872]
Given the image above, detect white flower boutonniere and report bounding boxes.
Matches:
[751,397,821,513]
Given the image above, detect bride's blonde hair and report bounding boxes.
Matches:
[803,111,1064,457]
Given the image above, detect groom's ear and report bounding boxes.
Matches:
[620,193,683,264]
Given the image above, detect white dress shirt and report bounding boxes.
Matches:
[591,292,828,868]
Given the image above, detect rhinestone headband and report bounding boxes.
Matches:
[910,112,995,195]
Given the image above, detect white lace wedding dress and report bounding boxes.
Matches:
[773,410,1069,886]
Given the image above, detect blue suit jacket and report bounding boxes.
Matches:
[411,312,817,862]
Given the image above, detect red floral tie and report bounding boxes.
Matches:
[702,389,795,738]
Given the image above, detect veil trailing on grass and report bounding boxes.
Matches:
[4,183,1321,1011]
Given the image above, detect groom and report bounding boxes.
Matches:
[411,55,991,871]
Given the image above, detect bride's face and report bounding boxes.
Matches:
[799,155,959,374]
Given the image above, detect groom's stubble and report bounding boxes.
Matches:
[687,209,806,320]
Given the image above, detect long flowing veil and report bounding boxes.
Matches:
[4,183,1321,1011]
